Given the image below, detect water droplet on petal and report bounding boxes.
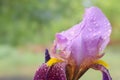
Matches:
[70,31,74,36]
[93,21,96,24]
[93,33,97,36]
[93,17,96,21]
[95,23,98,26]
[88,28,92,32]
[107,23,110,26]
[108,29,111,33]
[98,31,101,34]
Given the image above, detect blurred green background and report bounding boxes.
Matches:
[0,0,120,80]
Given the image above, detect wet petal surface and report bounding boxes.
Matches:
[34,6,112,80]
[46,62,67,80]
[34,62,67,80]
[53,7,112,66]
[33,63,49,80]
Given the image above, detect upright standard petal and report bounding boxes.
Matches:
[53,7,112,66]
[82,7,112,55]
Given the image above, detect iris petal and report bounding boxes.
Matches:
[103,71,112,80]
[53,7,111,66]
[34,7,112,80]
[46,62,67,80]
[34,62,67,80]
[82,7,112,55]
[33,63,49,80]
[92,64,112,80]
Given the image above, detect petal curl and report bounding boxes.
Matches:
[92,64,112,80]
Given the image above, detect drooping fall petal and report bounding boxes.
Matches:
[92,64,112,80]
[34,62,67,80]
[33,63,49,80]
[46,62,67,80]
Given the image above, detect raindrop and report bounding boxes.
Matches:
[93,33,97,36]
[70,31,74,36]
[103,36,107,40]
[93,17,96,21]
[93,21,96,24]
[98,31,101,34]
[87,17,90,20]
[88,28,92,31]
[107,23,110,26]
[86,35,89,38]
[90,16,93,19]
[103,19,106,23]
[95,23,99,26]
[108,29,111,33]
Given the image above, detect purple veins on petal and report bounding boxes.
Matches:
[46,62,67,80]
[33,62,67,80]
[33,63,49,80]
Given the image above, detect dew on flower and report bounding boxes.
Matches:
[33,7,112,80]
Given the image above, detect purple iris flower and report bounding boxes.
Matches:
[34,7,112,80]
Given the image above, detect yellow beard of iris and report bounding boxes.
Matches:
[46,58,63,67]
[46,58,109,70]
[95,60,109,69]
